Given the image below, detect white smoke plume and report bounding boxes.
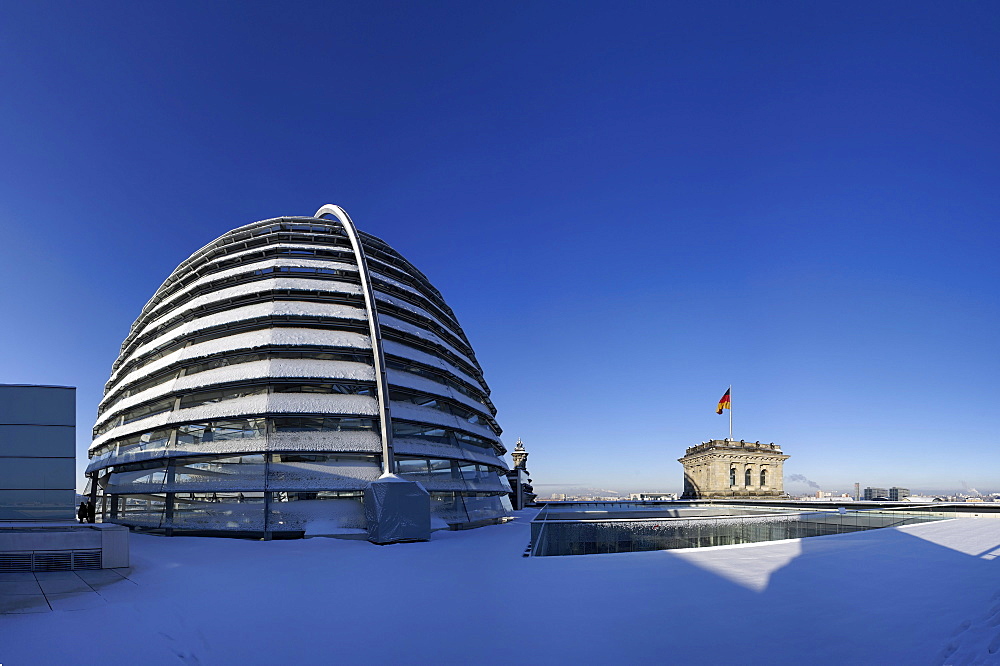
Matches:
[786,474,820,489]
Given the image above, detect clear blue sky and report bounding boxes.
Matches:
[1,2,997,495]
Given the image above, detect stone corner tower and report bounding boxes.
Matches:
[679,439,789,499]
[506,438,535,510]
[511,438,529,470]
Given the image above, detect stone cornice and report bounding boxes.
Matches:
[683,439,784,457]
[679,451,790,464]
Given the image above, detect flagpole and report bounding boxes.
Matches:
[729,384,733,441]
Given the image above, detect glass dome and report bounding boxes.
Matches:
[87,207,511,536]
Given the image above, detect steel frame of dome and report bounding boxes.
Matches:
[86,205,511,536]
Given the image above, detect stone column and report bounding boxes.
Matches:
[712,460,724,494]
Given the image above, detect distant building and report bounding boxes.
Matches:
[679,439,789,499]
[889,487,910,501]
[863,487,889,500]
[629,493,678,501]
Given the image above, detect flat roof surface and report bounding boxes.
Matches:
[1,511,998,664]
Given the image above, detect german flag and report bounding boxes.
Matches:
[716,388,731,415]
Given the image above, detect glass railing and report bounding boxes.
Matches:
[529,504,951,557]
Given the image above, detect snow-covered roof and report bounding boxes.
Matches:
[11,512,998,664]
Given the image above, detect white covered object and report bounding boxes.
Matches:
[364,474,431,544]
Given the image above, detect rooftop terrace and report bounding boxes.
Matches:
[2,509,999,664]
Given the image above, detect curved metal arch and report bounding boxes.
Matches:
[313,204,395,474]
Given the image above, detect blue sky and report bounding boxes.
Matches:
[1,2,997,495]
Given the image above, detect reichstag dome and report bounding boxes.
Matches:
[86,205,511,536]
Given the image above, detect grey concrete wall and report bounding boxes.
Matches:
[0,385,75,426]
[0,384,76,520]
[0,458,76,489]
[0,523,129,569]
[0,424,75,457]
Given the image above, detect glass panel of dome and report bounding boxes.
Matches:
[397,459,430,475]
[172,455,267,490]
[428,459,453,476]
[267,455,380,490]
[117,494,168,526]
[268,494,365,533]
[462,494,512,522]
[179,386,267,409]
[121,397,175,425]
[172,493,264,531]
[118,429,172,456]
[429,492,469,524]
[108,466,168,492]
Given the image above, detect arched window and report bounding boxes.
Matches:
[745,468,752,487]
[730,467,736,486]
[760,469,767,487]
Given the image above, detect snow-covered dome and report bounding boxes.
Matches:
[87,206,510,535]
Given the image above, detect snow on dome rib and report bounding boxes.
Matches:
[105,327,372,394]
[122,300,368,369]
[378,313,474,369]
[137,274,363,339]
[88,210,510,535]
[92,391,381,450]
[381,339,485,393]
[392,438,508,469]
[96,359,376,429]
[196,241,352,270]
[140,257,360,324]
[374,289,468,348]
[385,368,492,419]
[389,402,500,445]
[123,241,351,331]
[266,431,383,453]
[369,268,469,340]
[370,270,426,300]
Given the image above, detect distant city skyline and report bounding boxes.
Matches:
[533,483,999,499]
[1,2,996,492]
